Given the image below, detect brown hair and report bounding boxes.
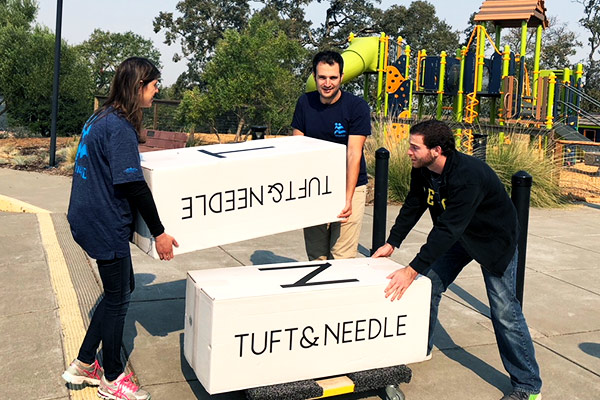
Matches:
[410,119,456,155]
[92,57,160,137]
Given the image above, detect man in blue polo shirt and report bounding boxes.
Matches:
[292,50,371,260]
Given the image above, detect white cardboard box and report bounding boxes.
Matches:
[133,136,346,258]
[184,258,431,394]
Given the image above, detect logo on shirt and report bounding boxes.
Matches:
[333,122,347,138]
[124,167,139,174]
[74,122,92,180]
[426,188,446,210]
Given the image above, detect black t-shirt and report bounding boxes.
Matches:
[428,171,445,213]
[291,90,371,186]
[67,109,145,260]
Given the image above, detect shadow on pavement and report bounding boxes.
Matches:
[434,322,511,393]
[250,249,297,265]
[122,274,186,368]
[579,342,600,359]
[437,282,512,392]
[448,282,491,317]
[179,333,247,399]
[433,281,514,393]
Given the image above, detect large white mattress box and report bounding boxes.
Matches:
[184,257,431,394]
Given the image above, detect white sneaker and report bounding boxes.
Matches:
[97,372,151,400]
[62,359,103,386]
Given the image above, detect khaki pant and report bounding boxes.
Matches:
[303,185,366,260]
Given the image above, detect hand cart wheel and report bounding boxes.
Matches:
[382,384,406,400]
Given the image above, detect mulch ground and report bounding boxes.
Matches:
[559,163,600,203]
[0,137,77,175]
[0,137,74,150]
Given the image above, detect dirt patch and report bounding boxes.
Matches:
[0,137,74,151]
[0,137,77,175]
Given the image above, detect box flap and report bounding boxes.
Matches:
[187,258,411,300]
[140,136,344,170]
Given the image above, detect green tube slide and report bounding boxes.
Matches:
[305,36,380,92]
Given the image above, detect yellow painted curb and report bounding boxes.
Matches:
[3,195,98,399]
[5,195,136,398]
[0,194,50,214]
[37,213,96,399]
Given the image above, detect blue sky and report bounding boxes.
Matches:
[36,0,587,86]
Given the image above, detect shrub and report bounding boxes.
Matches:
[365,119,412,202]
[65,136,80,164]
[365,120,570,208]
[486,134,569,208]
[11,154,39,166]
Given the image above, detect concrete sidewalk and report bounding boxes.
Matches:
[1,168,599,400]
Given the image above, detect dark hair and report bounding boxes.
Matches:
[409,120,456,155]
[93,57,160,136]
[312,50,344,76]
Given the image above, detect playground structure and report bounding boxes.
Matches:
[305,0,600,201]
[307,0,593,139]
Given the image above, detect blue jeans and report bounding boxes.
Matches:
[78,255,134,381]
[424,242,542,394]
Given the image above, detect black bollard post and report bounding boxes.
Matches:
[371,147,390,255]
[511,171,532,307]
[49,0,63,167]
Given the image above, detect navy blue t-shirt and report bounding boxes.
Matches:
[291,90,371,186]
[67,109,145,260]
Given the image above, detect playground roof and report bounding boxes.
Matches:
[474,0,549,28]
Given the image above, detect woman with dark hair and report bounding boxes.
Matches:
[62,57,178,400]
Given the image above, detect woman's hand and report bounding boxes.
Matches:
[155,232,179,261]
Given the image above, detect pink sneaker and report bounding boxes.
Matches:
[62,359,103,386]
[98,372,151,400]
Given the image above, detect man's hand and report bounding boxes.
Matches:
[384,265,418,301]
[337,200,352,222]
[155,232,179,261]
[372,242,395,258]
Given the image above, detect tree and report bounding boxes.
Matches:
[257,0,312,43]
[539,20,582,69]
[0,25,93,136]
[153,0,251,88]
[157,0,464,122]
[154,0,385,87]
[0,0,37,116]
[0,0,36,29]
[312,0,381,49]
[77,29,162,95]
[575,0,600,103]
[502,17,581,70]
[459,11,493,50]
[177,14,308,138]
[372,1,460,55]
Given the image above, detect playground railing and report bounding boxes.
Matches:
[555,82,600,127]
[554,139,600,202]
[557,82,600,110]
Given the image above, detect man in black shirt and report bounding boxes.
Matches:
[373,120,542,400]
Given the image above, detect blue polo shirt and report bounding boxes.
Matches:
[67,109,145,260]
[291,90,371,186]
